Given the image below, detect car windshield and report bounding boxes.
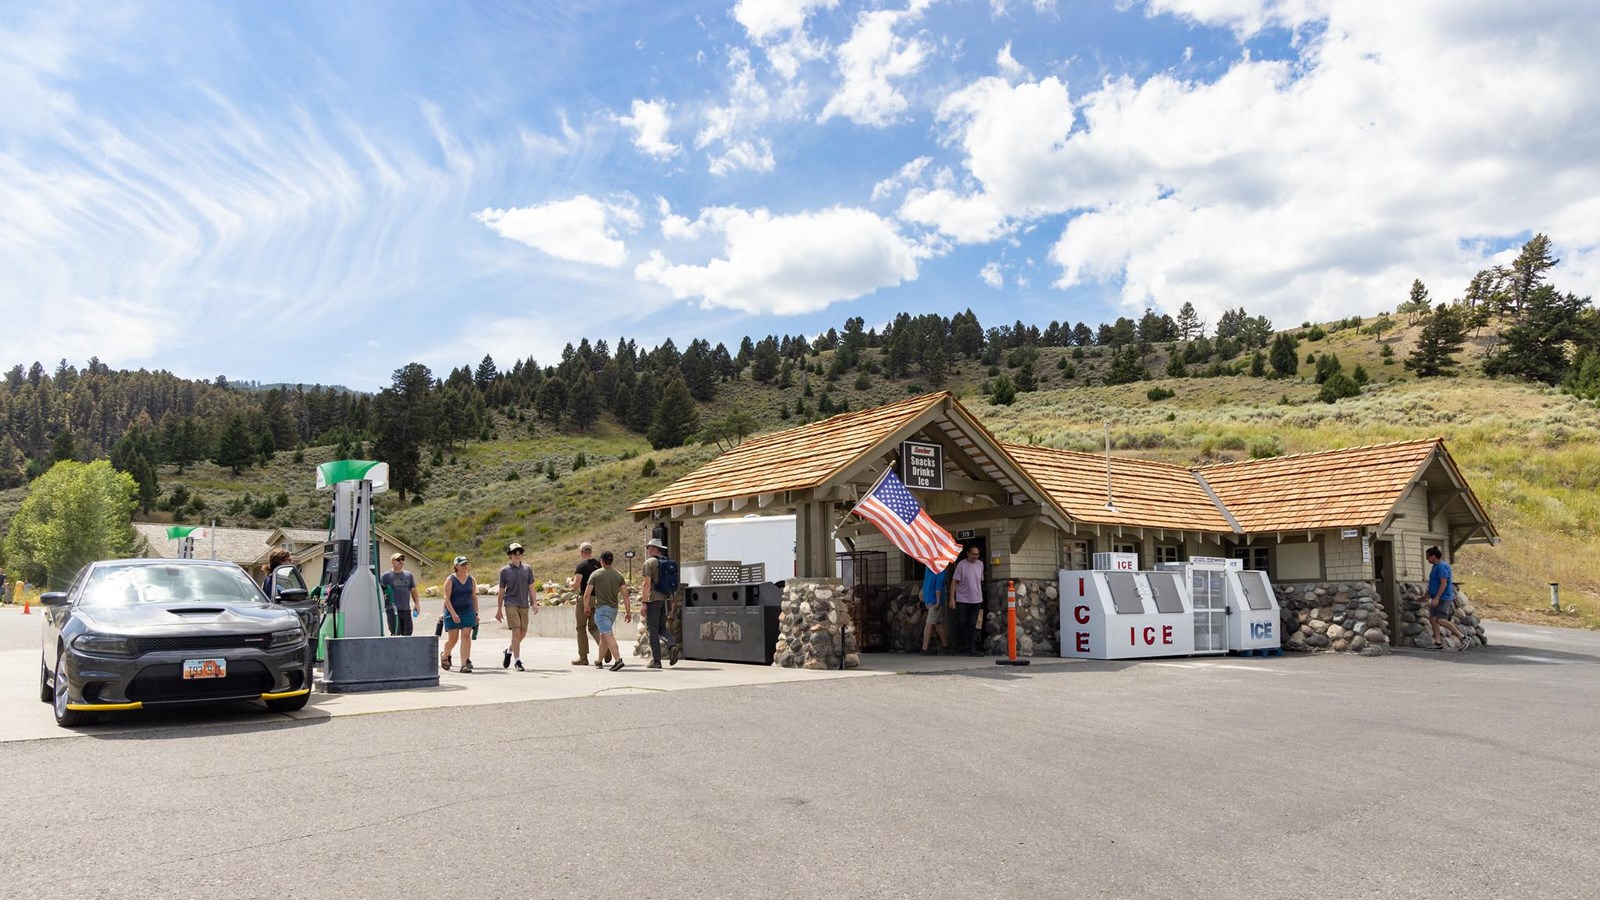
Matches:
[79,565,265,607]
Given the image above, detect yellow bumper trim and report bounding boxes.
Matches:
[66,701,143,711]
[259,688,312,701]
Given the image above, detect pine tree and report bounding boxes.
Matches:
[988,373,1016,405]
[750,338,781,384]
[1404,304,1469,378]
[1509,233,1558,315]
[1104,346,1148,385]
[925,343,948,386]
[372,363,436,501]
[214,415,256,475]
[1401,279,1432,325]
[536,375,568,423]
[1484,287,1591,384]
[1176,302,1201,340]
[474,354,498,392]
[648,372,699,450]
[566,369,600,431]
[1269,333,1300,378]
[627,371,658,434]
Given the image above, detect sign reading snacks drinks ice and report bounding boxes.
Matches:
[900,440,944,490]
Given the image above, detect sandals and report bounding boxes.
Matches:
[440,655,452,670]
[461,660,474,673]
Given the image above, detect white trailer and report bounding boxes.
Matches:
[703,515,800,583]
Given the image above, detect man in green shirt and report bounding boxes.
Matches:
[584,551,632,672]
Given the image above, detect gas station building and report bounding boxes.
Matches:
[629,391,1496,663]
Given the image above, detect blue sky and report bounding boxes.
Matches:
[2,0,1597,389]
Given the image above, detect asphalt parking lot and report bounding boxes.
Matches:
[2,605,1596,899]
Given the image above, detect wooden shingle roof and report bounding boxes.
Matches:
[1004,443,1234,534]
[1196,439,1444,534]
[628,391,949,513]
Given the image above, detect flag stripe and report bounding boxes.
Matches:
[851,471,963,571]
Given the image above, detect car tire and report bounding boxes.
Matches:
[265,692,310,713]
[52,653,97,729]
[39,655,52,704]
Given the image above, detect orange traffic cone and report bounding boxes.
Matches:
[21,597,30,615]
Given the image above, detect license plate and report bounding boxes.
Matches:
[182,658,227,679]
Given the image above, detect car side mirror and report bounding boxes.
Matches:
[39,592,70,607]
[275,587,309,603]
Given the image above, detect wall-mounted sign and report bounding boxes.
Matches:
[1341,527,1360,539]
[901,440,944,490]
[955,529,976,541]
[1361,535,1371,564]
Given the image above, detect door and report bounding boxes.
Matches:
[1190,567,1227,652]
[1373,540,1397,644]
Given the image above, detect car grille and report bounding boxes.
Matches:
[127,634,272,656]
[125,661,273,703]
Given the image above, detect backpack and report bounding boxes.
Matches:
[655,557,680,595]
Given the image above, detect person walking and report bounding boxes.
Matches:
[496,542,537,671]
[570,542,605,667]
[920,564,950,655]
[641,537,680,669]
[442,556,478,672]
[1424,546,1470,651]
[949,544,986,656]
[381,552,420,637]
[583,551,633,672]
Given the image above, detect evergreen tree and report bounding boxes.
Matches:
[1318,373,1361,404]
[627,370,659,434]
[536,375,569,423]
[988,373,1016,405]
[566,368,600,431]
[1484,286,1591,384]
[648,371,699,450]
[750,337,781,383]
[1401,279,1433,325]
[1104,346,1149,385]
[51,429,76,462]
[474,354,498,392]
[1509,233,1558,315]
[1269,333,1300,378]
[925,343,948,387]
[1404,304,1469,377]
[1313,353,1343,385]
[1176,302,1202,340]
[214,415,255,475]
[1165,354,1188,378]
[1249,351,1266,377]
[372,363,436,501]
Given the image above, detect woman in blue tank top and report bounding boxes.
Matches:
[441,556,478,672]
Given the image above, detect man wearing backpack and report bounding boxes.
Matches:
[642,537,680,669]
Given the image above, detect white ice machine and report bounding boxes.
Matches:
[1058,569,1203,660]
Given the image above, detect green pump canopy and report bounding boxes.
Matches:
[316,460,390,493]
[165,525,208,540]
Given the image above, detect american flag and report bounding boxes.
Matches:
[852,470,962,571]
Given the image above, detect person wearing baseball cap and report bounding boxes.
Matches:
[496,542,537,671]
[570,542,604,667]
[381,552,419,636]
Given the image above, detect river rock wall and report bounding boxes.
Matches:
[773,579,859,669]
[1397,582,1486,649]
[1277,582,1390,655]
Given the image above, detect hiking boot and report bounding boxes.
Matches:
[572,658,588,666]
[647,660,663,669]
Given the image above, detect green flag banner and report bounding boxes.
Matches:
[315,460,390,493]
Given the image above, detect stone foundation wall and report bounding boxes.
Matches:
[631,596,683,660]
[1397,583,1486,649]
[774,579,859,669]
[1277,582,1390,655]
[982,579,1059,657]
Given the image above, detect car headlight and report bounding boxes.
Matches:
[72,633,133,656]
[269,628,307,649]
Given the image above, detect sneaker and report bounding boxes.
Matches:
[1429,644,1444,651]
[647,660,663,669]
[609,659,625,672]
[515,659,525,671]
[502,649,512,669]
[461,661,474,673]
[669,644,681,666]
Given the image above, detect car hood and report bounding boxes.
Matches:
[77,602,301,635]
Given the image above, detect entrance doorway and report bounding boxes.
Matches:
[1373,539,1398,644]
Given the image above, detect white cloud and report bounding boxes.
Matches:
[635,206,919,314]
[899,187,1010,243]
[733,0,839,79]
[996,41,1028,80]
[697,48,797,176]
[819,3,935,126]
[870,156,931,202]
[476,196,641,268]
[616,99,681,160]
[923,1,1600,324]
[979,262,1004,288]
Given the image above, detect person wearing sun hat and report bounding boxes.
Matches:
[441,556,478,672]
[641,537,680,669]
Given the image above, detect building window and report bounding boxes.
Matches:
[1232,546,1269,572]
[1154,545,1180,564]
[1062,539,1090,571]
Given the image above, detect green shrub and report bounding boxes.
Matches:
[1318,373,1362,403]
[641,458,658,477]
[1249,437,1284,459]
[1306,325,1327,341]
[1146,386,1176,401]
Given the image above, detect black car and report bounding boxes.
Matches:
[39,558,313,728]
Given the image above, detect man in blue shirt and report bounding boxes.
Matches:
[919,566,949,655]
[1425,546,1469,651]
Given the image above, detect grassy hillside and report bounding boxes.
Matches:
[3,312,1595,629]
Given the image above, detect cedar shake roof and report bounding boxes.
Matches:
[1004,443,1234,534]
[629,391,950,513]
[1195,439,1471,534]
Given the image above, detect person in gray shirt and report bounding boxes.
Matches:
[380,553,419,636]
[496,542,537,670]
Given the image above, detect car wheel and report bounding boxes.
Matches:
[52,653,97,728]
[39,655,52,703]
[265,692,310,713]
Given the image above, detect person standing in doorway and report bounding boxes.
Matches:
[583,551,633,672]
[496,542,537,671]
[1425,546,1470,651]
[641,537,679,669]
[381,552,419,637]
[920,564,949,655]
[949,544,986,656]
[571,542,605,667]
[442,556,478,672]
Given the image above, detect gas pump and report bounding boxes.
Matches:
[315,460,389,640]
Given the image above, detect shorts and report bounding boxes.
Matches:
[504,605,530,630]
[594,605,618,635]
[923,602,945,625]
[1429,602,1454,620]
[446,608,478,631]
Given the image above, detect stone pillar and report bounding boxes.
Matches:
[1276,581,1390,655]
[632,596,683,660]
[1397,583,1486,649]
[773,578,858,669]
